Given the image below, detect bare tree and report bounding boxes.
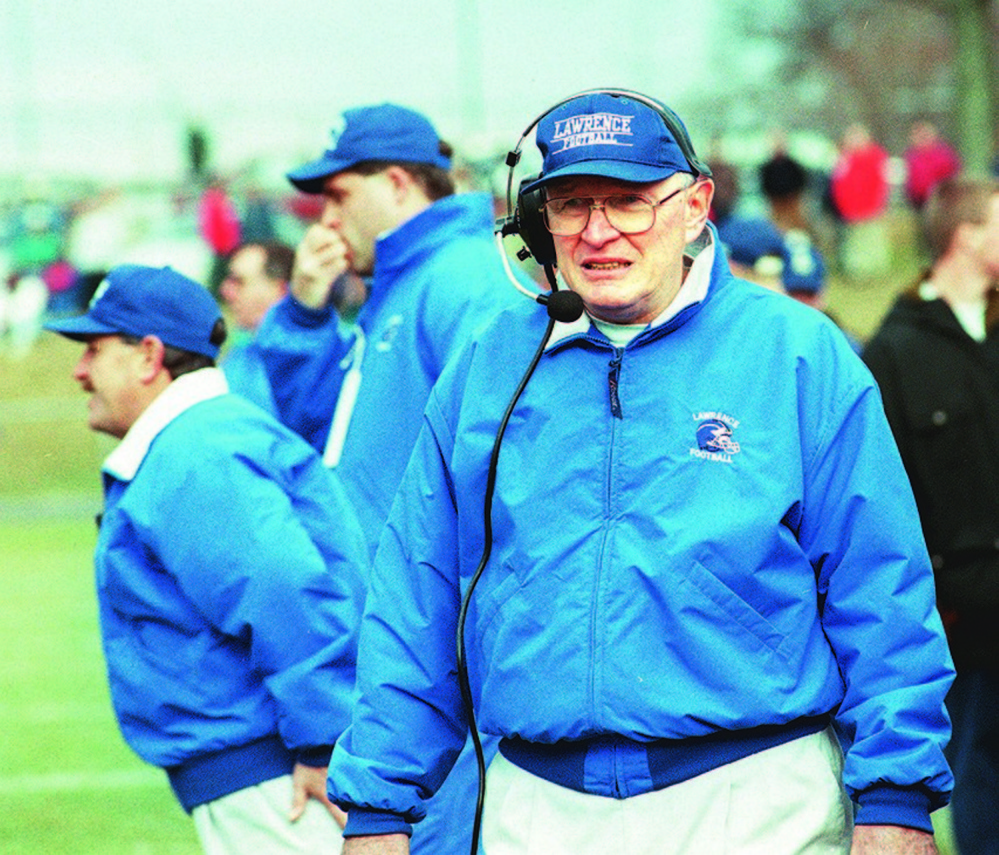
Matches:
[710,0,997,169]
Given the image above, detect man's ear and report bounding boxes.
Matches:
[383,164,416,200]
[136,335,168,385]
[684,178,714,244]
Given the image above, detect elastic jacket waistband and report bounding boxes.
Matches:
[166,735,296,813]
[498,716,829,799]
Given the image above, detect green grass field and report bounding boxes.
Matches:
[0,225,958,853]
[0,518,202,854]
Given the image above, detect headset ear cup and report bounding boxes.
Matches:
[515,178,556,267]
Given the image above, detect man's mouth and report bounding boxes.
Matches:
[584,261,629,271]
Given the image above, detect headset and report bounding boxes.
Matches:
[496,87,713,271]
[458,89,712,855]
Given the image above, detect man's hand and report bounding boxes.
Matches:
[343,833,410,854]
[851,824,938,854]
[291,224,351,309]
[288,763,347,829]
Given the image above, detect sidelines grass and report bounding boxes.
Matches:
[0,518,201,854]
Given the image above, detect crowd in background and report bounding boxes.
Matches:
[0,117,986,363]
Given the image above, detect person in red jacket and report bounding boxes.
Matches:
[903,120,962,211]
[829,123,890,224]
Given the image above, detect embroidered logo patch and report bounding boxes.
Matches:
[690,412,741,464]
[375,314,404,353]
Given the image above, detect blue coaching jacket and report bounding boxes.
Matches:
[256,192,522,855]
[329,231,955,837]
[256,192,521,559]
[95,368,368,811]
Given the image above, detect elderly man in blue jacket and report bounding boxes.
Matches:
[46,264,368,855]
[326,91,954,855]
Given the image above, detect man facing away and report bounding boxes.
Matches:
[325,90,954,855]
[255,103,521,855]
[45,264,369,855]
[863,177,999,855]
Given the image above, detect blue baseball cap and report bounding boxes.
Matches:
[45,264,223,359]
[716,217,825,294]
[523,92,695,193]
[717,217,786,267]
[287,103,452,194]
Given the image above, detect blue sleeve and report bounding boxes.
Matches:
[255,295,353,452]
[327,388,468,828]
[799,372,954,830]
[149,440,368,755]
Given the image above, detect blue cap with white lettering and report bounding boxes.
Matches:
[524,91,694,192]
[45,264,223,359]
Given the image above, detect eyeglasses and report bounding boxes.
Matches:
[541,185,689,237]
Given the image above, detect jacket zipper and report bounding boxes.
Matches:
[590,346,625,720]
[608,350,624,419]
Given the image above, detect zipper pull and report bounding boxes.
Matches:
[608,352,623,419]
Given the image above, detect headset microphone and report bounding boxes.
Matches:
[540,289,584,322]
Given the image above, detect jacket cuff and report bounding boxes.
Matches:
[342,807,414,838]
[283,294,335,327]
[295,745,333,768]
[854,786,934,833]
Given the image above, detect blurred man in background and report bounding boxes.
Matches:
[864,176,999,855]
[219,240,293,413]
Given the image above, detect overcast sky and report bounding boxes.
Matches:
[0,0,723,184]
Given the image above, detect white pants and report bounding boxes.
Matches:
[191,774,343,855]
[482,728,853,855]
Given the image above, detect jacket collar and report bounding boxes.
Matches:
[103,367,228,482]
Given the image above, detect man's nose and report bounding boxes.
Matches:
[579,204,620,243]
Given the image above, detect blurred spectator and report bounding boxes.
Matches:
[711,153,857,351]
[830,124,890,224]
[710,155,826,300]
[759,146,827,299]
[219,241,293,414]
[706,157,740,224]
[41,258,82,317]
[198,177,242,294]
[239,184,279,243]
[9,198,65,276]
[1,272,49,358]
[903,120,962,211]
[715,213,786,292]
[862,176,999,855]
[829,123,892,277]
[65,188,136,310]
[760,147,809,231]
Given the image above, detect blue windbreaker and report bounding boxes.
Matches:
[95,369,368,811]
[328,232,954,838]
[256,192,522,558]
[221,333,278,415]
[257,192,522,854]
